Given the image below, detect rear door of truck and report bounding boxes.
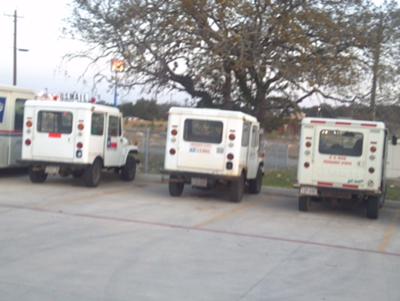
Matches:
[177,117,226,172]
[31,107,76,161]
[312,122,368,189]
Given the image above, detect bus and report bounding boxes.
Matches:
[0,85,36,169]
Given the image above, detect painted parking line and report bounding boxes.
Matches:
[1,203,400,258]
[194,201,257,228]
[378,210,400,252]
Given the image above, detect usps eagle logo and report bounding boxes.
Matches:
[0,102,3,113]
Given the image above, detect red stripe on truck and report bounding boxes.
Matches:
[48,133,62,138]
[335,121,352,126]
[317,182,333,187]
[342,184,359,189]
[311,120,326,124]
[361,123,377,128]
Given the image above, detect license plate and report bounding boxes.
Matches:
[300,186,318,196]
[45,166,59,174]
[192,177,207,187]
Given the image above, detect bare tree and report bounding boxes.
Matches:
[68,0,368,127]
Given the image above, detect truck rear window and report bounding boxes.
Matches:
[319,130,364,157]
[37,111,73,134]
[184,119,223,144]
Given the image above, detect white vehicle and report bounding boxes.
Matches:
[22,100,138,187]
[297,117,397,219]
[0,85,36,169]
[164,107,264,202]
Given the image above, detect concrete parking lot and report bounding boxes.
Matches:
[1,171,400,301]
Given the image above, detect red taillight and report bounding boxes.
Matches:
[25,139,31,146]
[369,167,375,174]
[227,153,234,160]
[228,133,236,141]
[76,142,83,149]
[370,146,377,153]
[78,123,84,130]
[171,129,178,136]
[304,162,310,168]
[305,141,312,148]
[26,120,33,128]
[169,148,176,155]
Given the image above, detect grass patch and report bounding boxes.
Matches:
[263,169,297,188]
[387,181,400,201]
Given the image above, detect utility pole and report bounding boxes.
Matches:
[5,10,25,86]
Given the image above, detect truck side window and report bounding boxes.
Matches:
[251,126,259,148]
[108,116,119,137]
[37,111,73,134]
[119,118,122,136]
[91,113,104,136]
[241,122,251,147]
[14,98,26,131]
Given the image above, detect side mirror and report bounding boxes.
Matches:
[392,135,398,146]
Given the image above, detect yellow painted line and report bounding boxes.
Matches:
[194,201,256,228]
[378,210,400,252]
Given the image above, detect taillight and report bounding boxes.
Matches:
[305,141,312,148]
[78,123,84,130]
[26,120,33,128]
[25,139,31,146]
[228,133,236,141]
[304,162,310,168]
[227,153,234,160]
[369,167,375,174]
[169,148,176,155]
[76,142,83,149]
[370,146,377,153]
[171,129,178,136]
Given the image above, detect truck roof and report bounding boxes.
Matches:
[169,107,258,123]
[302,117,386,129]
[25,100,120,114]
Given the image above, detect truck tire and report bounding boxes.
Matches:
[29,167,47,183]
[299,196,310,212]
[83,159,102,187]
[121,154,136,181]
[248,167,263,194]
[366,196,379,219]
[169,175,184,197]
[230,173,245,203]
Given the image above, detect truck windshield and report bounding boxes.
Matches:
[319,130,364,157]
[184,119,223,144]
[37,111,73,134]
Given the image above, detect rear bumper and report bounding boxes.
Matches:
[299,184,382,198]
[20,160,90,169]
[161,169,241,182]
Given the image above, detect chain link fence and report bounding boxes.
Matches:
[125,128,299,174]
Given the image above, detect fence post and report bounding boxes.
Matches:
[144,127,150,173]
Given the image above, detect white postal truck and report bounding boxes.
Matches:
[164,107,264,202]
[0,85,35,169]
[22,100,138,187]
[297,117,396,219]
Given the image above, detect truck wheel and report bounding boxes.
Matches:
[121,154,136,181]
[230,173,245,203]
[248,167,263,194]
[366,196,379,219]
[83,159,102,187]
[169,175,184,197]
[29,167,47,183]
[299,196,310,212]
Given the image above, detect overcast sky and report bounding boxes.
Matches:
[0,0,390,106]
